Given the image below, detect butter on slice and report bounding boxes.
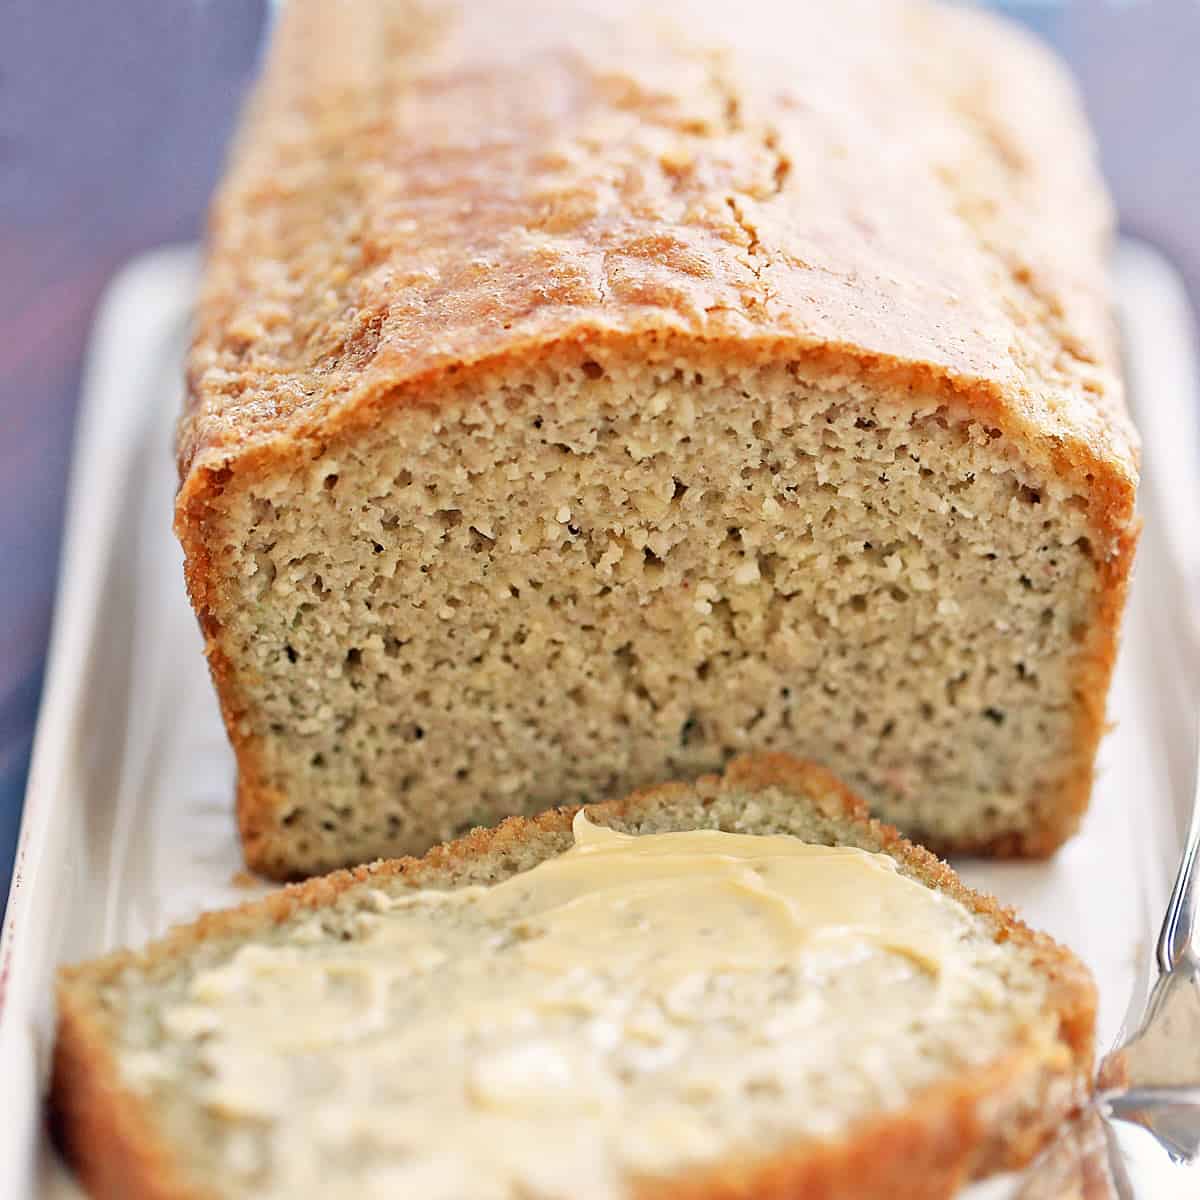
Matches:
[141,813,992,1200]
[473,812,963,981]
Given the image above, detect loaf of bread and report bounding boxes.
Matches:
[54,756,1095,1200]
[177,0,1138,878]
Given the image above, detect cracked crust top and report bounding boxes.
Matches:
[178,0,1136,543]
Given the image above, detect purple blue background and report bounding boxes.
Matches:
[2,2,1198,912]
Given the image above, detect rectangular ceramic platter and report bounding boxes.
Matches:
[2,240,1198,1200]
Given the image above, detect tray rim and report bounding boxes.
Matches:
[0,245,202,1200]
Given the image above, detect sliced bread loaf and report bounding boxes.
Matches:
[178,0,1139,878]
[54,755,1095,1200]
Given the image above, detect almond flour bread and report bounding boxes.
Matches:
[54,756,1096,1200]
[177,0,1139,878]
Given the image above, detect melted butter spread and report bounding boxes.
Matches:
[493,814,957,977]
[138,817,1026,1200]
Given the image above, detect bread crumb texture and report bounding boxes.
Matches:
[177,0,1138,875]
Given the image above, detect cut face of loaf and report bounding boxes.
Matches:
[201,358,1125,877]
[178,0,1138,877]
[54,757,1096,1200]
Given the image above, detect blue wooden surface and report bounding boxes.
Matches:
[1,2,1197,914]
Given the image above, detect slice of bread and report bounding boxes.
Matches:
[53,755,1095,1200]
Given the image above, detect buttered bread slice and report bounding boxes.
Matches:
[53,756,1095,1200]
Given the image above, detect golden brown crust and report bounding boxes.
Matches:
[54,753,1095,1200]
[178,0,1136,507]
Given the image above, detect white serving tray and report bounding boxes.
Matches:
[1,240,1197,1200]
